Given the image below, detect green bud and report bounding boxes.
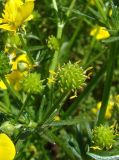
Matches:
[21,72,44,94]
[17,61,29,72]
[0,121,15,136]
[0,52,11,77]
[92,125,116,150]
[47,35,59,51]
[57,62,87,92]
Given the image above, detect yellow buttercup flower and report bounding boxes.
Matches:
[90,26,110,40]
[0,133,16,160]
[0,0,35,31]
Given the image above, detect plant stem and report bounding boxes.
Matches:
[49,1,64,87]
[15,94,30,122]
[52,0,58,12]
[66,0,76,17]
[95,0,107,23]
[49,21,64,73]
[3,90,11,110]
[97,42,117,125]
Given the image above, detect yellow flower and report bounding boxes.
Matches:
[90,26,110,40]
[0,133,16,160]
[54,115,60,121]
[92,100,114,119]
[0,0,35,31]
[11,54,32,71]
[89,0,95,5]
[7,70,27,90]
[0,53,31,90]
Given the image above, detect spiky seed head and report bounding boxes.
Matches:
[21,72,44,94]
[92,125,116,150]
[57,62,87,92]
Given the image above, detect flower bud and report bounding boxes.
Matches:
[47,35,59,51]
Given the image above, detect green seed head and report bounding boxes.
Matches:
[47,35,59,51]
[57,62,87,92]
[21,73,44,94]
[92,125,116,150]
[0,52,11,76]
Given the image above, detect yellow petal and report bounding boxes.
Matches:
[0,18,3,23]
[25,0,35,2]
[0,133,16,160]
[0,24,16,31]
[54,116,60,121]
[25,14,34,22]
[15,1,34,27]
[0,80,7,90]
[7,70,27,90]
[90,26,110,40]
[11,54,31,70]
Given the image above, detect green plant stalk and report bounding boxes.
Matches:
[52,0,58,12]
[3,90,11,110]
[38,95,46,123]
[97,42,117,125]
[48,1,64,88]
[64,65,106,117]
[66,0,76,17]
[95,0,107,23]
[19,33,34,65]
[85,48,107,68]
[83,36,97,66]
[49,22,64,74]
[59,6,88,64]
[15,94,31,122]
[1,76,22,102]
[43,92,70,123]
[49,0,77,74]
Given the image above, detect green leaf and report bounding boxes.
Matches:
[87,152,119,160]
[42,117,82,127]
[102,36,119,43]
